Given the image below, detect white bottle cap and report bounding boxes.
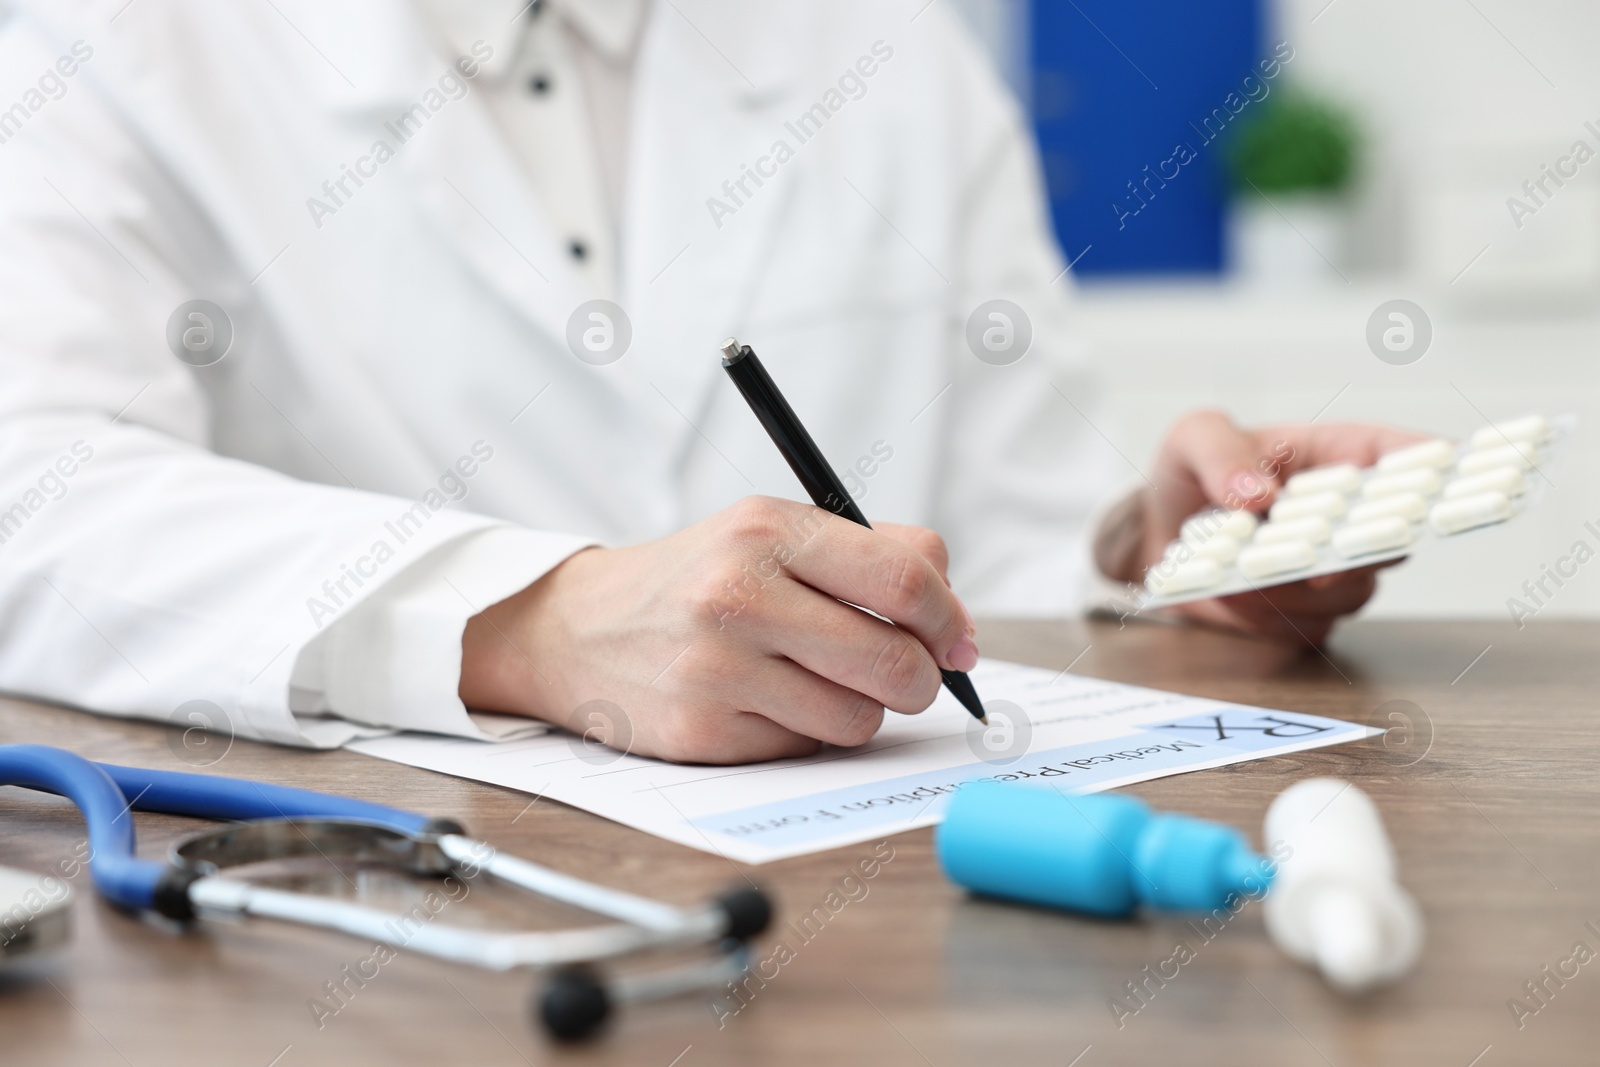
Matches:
[1263,778,1423,994]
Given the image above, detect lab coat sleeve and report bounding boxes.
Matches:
[0,23,589,747]
[290,527,595,738]
[931,20,1133,617]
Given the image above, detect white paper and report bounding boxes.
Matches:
[348,659,1379,864]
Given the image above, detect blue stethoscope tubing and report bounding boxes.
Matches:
[0,741,767,945]
[0,743,441,915]
[0,743,770,1038]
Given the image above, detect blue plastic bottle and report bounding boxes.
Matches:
[935,782,1271,916]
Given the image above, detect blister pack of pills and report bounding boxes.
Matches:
[1140,414,1575,609]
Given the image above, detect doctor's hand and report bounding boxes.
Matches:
[1099,410,1424,646]
[458,497,978,764]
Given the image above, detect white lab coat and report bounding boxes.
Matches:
[0,0,1119,745]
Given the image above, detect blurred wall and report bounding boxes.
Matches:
[1276,0,1600,282]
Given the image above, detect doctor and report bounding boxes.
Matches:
[0,0,1407,763]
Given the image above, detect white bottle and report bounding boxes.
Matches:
[1263,778,1423,993]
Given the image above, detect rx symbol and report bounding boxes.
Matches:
[1155,715,1334,741]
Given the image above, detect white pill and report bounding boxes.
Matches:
[1332,516,1415,559]
[1429,490,1512,535]
[1270,490,1347,522]
[1239,540,1317,579]
[1362,468,1442,499]
[1162,537,1232,564]
[1469,415,1550,450]
[1347,492,1427,525]
[1444,466,1526,499]
[1255,515,1332,545]
[1147,557,1223,595]
[1457,442,1537,476]
[1181,509,1258,544]
[1189,533,1241,564]
[1284,464,1362,497]
[1375,439,1456,473]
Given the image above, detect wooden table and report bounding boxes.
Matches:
[2,618,1596,1067]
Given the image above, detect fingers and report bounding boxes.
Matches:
[1165,409,1283,511]
[1181,566,1382,646]
[734,654,888,746]
[734,578,944,713]
[1256,421,1431,476]
[1147,414,1427,646]
[874,520,976,635]
[649,660,886,764]
[647,706,823,765]
[1159,414,1431,519]
[1242,567,1380,617]
[875,522,951,585]
[778,506,977,673]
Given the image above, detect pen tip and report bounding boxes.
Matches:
[978,713,989,725]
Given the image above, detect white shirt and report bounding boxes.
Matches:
[417,0,648,296]
[291,0,653,738]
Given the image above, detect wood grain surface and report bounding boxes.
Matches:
[1,617,1596,1067]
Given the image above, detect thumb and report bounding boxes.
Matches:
[1170,410,1278,512]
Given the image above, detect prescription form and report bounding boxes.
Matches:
[349,660,1379,863]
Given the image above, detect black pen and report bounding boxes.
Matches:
[720,337,988,725]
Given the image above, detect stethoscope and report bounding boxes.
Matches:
[0,744,770,1039]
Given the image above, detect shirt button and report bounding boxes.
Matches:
[568,239,588,262]
[529,73,552,95]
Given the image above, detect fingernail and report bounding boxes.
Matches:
[948,634,979,673]
[959,599,976,637]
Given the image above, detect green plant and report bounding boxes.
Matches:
[1222,91,1357,196]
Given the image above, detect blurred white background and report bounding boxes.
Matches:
[953,0,1600,619]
